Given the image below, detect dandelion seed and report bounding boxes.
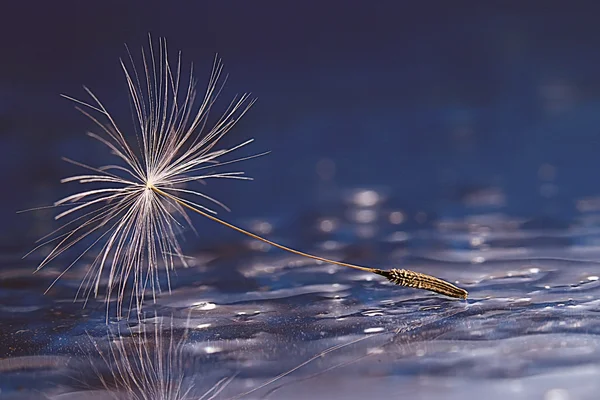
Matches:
[29,36,467,320]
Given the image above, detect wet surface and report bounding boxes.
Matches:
[2,189,600,399]
[4,4,600,399]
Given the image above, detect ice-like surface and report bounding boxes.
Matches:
[2,189,600,399]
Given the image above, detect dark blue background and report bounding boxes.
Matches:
[3,1,600,246]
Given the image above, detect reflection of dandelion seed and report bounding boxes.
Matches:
[29,36,467,320]
[88,316,232,400]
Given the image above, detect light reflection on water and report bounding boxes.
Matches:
[2,188,600,399]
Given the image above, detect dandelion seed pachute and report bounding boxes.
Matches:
[34,37,260,319]
[30,37,468,322]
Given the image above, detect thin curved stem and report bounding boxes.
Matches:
[151,186,468,299]
[152,186,374,273]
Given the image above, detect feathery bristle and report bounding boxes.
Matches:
[30,36,261,319]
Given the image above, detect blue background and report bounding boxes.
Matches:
[3,1,600,245]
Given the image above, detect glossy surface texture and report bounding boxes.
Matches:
[3,2,600,399]
[3,192,600,399]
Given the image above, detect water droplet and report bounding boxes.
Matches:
[388,231,409,243]
[321,240,341,251]
[470,236,484,247]
[318,219,336,232]
[194,302,216,311]
[544,388,570,400]
[204,345,222,354]
[362,309,384,317]
[353,190,380,207]
[251,221,273,235]
[389,211,405,224]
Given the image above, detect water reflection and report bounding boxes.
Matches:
[5,190,600,398]
[66,314,233,400]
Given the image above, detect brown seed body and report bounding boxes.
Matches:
[374,268,468,299]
